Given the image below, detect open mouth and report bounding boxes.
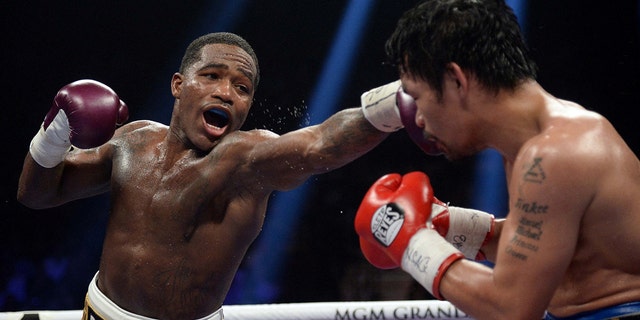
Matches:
[204,109,230,129]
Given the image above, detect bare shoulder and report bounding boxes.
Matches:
[216,128,279,150]
[243,129,280,142]
[521,106,615,174]
[114,120,167,135]
[111,120,168,143]
[510,107,614,212]
[249,128,280,139]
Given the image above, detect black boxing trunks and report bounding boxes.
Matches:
[544,302,640,320]
[82,272,223,320]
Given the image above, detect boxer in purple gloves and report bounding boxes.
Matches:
[17,32,433,320]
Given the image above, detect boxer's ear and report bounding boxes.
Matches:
[445,62,468,95]
[171,73,184,98]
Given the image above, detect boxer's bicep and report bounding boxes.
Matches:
[247,127,326,191]
[59,144,114,199]
[18,141,114,208]
[248,108,387,191]
[494,152,583,312]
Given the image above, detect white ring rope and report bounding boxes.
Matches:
[0,300,471,319]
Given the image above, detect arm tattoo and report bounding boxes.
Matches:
[506,158,549,261]
[523,157,545,183]
[322,109,386,156]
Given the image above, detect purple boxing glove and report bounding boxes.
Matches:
[43,79,128,148]
[29,79,128,167]
[396,87,442,156]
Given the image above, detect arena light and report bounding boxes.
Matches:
[230,0,376,304]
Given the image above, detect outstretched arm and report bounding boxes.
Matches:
[250,107,389,191]
[247,80,444,191]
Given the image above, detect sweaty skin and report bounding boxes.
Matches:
[17,43,389,319]
[402,65,640,319]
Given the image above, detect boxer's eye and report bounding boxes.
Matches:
[204,109,229,128]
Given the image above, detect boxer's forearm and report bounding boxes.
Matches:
[17,153,67,209]
[479,218,505,262]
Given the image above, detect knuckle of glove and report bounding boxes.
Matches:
[61,79,125,149]
[395,89,443,156]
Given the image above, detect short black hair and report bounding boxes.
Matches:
[179,32,260,88]
[386,0,537,98]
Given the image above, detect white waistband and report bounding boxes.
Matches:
[86,272,223,320]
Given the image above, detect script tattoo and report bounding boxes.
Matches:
[508,158,548,261]
[506,211,545,261]
[510,235,539,252]
[523,157,545,183]
[505,245,528,261]
[515,198,548,214]
[516,216,543,240]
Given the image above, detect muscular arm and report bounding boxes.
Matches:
[249,107,389,191]
[17,150,108,209]
[17,79,129,209]
[437,145,590,319]
[17,126,129,209]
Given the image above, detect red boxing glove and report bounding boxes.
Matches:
[396,88,442,156]
[355,172,464,299]
[29,79,128,167]
[354,172,434,268]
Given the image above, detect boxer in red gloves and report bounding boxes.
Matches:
[356,0,640,319]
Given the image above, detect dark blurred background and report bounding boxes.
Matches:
[1,0,638,312]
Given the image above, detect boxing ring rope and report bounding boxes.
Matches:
[0,300,470,319]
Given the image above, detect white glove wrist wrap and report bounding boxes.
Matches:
[401,228,463,300]
[446,207,494,259]
[29,110,71,168]
[361,80,403,132]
